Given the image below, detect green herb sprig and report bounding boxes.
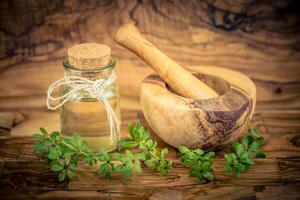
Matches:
[118,122,173,176]
[224,127,266,177]
[179,146,215,183]
[33,124,265,183]
[32,122,172,181]
[113,150,145,177]
[33,128,93,181]
[33,128,145,181]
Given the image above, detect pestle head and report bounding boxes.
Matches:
[115,23,142,44]
[68,43,111,70]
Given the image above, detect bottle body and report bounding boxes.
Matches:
[60,58,120,152]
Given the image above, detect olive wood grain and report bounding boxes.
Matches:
[0,108,300,199]
[141,66,256,150]
[114,23,218,100]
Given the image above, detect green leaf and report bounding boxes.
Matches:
[125,162,133,171]
[67,169,75,179]
[241,136,249,149]
[224,153,235,165]
[144,160,156,168]
[146,139,153,148]
[249,141,262,152]
[233,168,241,177]
[97,148,111,162]
[127,122,151,144]
[79,141,89,153]
[114,164,124,173]
[40,127,48,136]
[98,163,107,174]
[204,172,214,181]
[32,133,43,140]
[202,161,213,170]
[240,152,254,165]
[135,153,146,161]
[235,144,245,157]
[248,127,259,138]
[140,129,150,142]
[73,134,84,148]
[139,141,147,149]
[124,169,132,177]
[255,151,266,158]
[69,163,77,170]
[135,164,142,173]
[157,160,172,176]
[64,155,72,165]
[239,151,249,161]
[51,164,64,172]
[105,171,112,178]
[203,152,215,160]
[137,126,146,140]
[34,142,46,153]
[125,150,134,160]
[58,158,65,166]
[50,131,59,140]
[232,142,239,152]
[114,152,122,160]
[194,149,204,156]
[151,141,158,149]
[128,123,134,138]
[63,138,78,152]
[196,175,205,183]
[47,148,60,160]
[151,148,161,159]
[58,170,66,181]
[224,165,232,173]
[83,154,97,166]
[180,154,189,163]
[118,139,138,150]
[237,163,246,172]
[161,148,168,159]
[131,122,141,140]
[178,146,189,154]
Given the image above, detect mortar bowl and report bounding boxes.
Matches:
[140,66,256,151]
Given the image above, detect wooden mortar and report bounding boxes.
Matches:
[141,67,256,150]
[115,24,256,150]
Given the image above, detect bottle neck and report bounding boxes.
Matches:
[63,57,116,81]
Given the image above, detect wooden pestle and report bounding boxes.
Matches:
[114,23,218,100]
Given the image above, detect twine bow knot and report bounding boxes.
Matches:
[91,79,106,97]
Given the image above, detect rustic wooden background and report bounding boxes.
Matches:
[0,0,300,199]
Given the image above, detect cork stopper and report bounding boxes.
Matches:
[68,43,111,70]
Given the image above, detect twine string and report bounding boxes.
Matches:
[46,72,119,143]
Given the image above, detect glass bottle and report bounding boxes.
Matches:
[60,57,121,152]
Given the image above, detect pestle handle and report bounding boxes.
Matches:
[114,23,218,100]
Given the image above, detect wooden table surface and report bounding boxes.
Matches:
[0,108,300,199]
[0,0,300,199]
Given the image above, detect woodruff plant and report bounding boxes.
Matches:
[32,123,265,182]
[179,146,215,183]
[224,127,266,177]
[32,122,172,181]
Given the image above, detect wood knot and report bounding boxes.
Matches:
[290,135,300,147]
